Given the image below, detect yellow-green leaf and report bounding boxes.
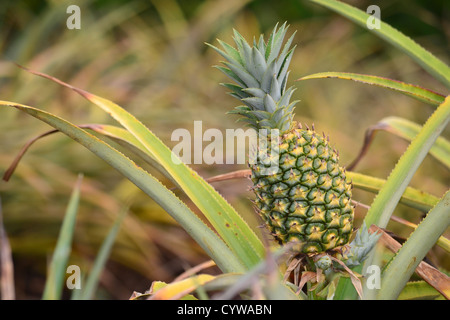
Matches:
[148,274,215,300]
[307,0,450,88]
[298,72,445,106]
[0,100,246,274]
[19,67,265,269]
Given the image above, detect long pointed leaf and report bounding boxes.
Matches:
[369,225,450,299]
[307,0,450,88]
[297,72,445,106]
[347,171,439,213]
[364,95,450,229]
[17,67,265,269]
[42,174,83,300]
[2,124,181,190]
[336,95,450,299]
[0,100,246,274]
[148,274,215,300]
[377,191,450,300]
[376,117,450,169]
[348,116,450,171]
[74,205,128,300]
[398,281,443,300]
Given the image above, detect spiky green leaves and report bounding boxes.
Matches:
[208,22,298,132]
[341,223,381,268]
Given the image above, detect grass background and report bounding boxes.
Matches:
[0,0,448,299]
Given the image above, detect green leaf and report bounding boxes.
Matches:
[87,96,265,270]
[355,96,450,299]
[0,100,246,274]
[348,116,450,171]
[86,124,180,187]
[364,95,450,229]
[42,174,82,300]
[297,72,445,106]
[337,95,450,300]
[307,0,450,88]
[2,124,181,190]
[347,171,439,212]
[398,281,444,300]
[147,274,215,300]
[376,117,450,169]
[18,67,265,270]
[73,204,128,300]
[378,191,450,300]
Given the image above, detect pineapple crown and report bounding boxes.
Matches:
[208,23,299,132]
[341,223,381,268]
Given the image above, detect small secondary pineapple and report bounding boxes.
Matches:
[210,23,354,254]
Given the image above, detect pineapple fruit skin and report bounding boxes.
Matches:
[250,126,354,254]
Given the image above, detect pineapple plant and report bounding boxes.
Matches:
[209,23,354,255]
[2,11,447,298]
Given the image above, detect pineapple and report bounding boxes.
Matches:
[209,23,354,254]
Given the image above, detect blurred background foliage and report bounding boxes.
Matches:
[0,0,448,299]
